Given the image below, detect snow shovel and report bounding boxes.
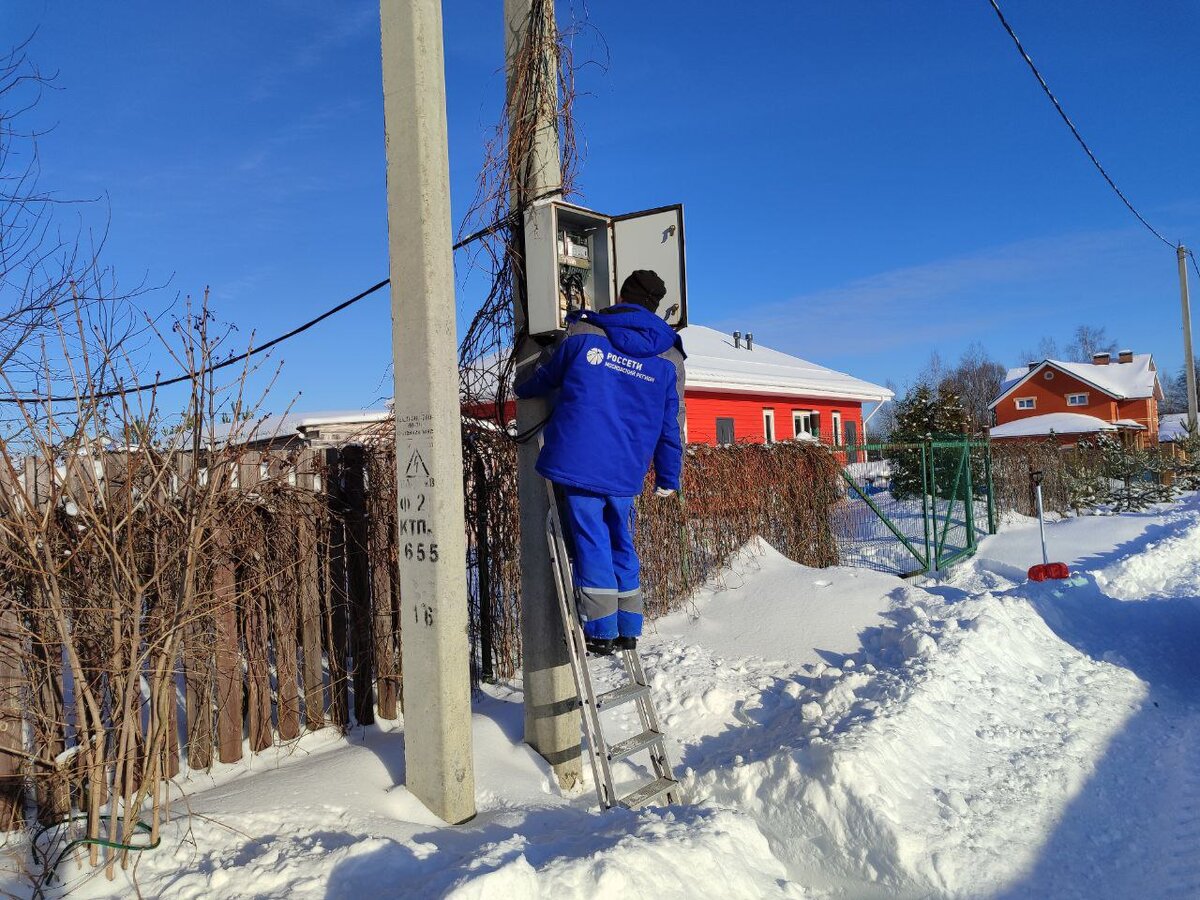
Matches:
[1027,471,1069,581]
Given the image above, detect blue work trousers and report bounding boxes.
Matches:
[559,486,643,640]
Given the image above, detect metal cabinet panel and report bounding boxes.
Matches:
[611,204,687,329]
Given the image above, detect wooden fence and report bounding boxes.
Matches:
[0,444,403,832]
[0,432,848,836]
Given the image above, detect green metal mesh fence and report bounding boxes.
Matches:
[832,440,994,577]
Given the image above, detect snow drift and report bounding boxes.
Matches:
[15,496,1200,899]
[685,582,1145,896]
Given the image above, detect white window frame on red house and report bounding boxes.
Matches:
[1015,397,1036,410]
[831,411,842,445]
[1066,393,1088,407]
[762,408,776,443]
[792,409,812,439]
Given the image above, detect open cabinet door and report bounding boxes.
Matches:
[611,204,687,329]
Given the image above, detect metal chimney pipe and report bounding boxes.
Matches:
[746,332,754,350]
[732,331,741,350]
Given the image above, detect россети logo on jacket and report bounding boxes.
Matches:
[602,351,656,383]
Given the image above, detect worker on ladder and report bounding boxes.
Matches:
[516,270,686,655]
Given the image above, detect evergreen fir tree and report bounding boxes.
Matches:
[1068,434,1178,512]
[1173,428,1200,491]
[888,385,970,500]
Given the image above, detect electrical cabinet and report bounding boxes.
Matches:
[523,200,687,335]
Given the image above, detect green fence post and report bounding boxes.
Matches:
[921,439,933,573]
[963,439,977,551]
[984,442,997,535]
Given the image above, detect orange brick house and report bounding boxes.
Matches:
[988,350,1164,447]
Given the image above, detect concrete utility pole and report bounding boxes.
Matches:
[379,0,476,824]
[504,0,582,788]
[1178,245,1199,434]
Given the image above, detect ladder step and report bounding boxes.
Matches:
[619,776,680,810]
[607,729,663,763]
[595,681,650,710]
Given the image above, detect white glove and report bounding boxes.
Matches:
[654,487,676,498]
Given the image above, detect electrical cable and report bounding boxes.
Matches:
[984,0,1175,248]
[2,184,560,406]
[452,187,564,252]
[0,279,391,405]
[31,815,160,886]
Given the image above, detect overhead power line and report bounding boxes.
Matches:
[0,183,553,405]
[451,187,564,252]
[984,0,1176,249]
[1,279,391,405]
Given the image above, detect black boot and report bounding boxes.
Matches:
[614,635,638,652]
[585,637,615,656]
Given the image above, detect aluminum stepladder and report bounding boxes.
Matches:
[544,480,684,810]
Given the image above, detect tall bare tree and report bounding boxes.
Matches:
[0,36,147,425]
[1163,358,1200,414]
[910,345,1004,436]
[1018,335,1060,365]
[1064,324,1118,363]
[941,342,1006,435]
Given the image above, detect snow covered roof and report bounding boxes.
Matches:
[212,409,392,445]
[988,412,1120,439]
[1160,412,1196,442]
[682,325,893,402]
[463,323,893,404]
[991,356,1162,408]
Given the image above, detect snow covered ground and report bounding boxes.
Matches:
[8,495,1200,898]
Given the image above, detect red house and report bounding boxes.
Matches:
[988,350,1164,448]
[466,325,893,446]
[677,326,892,445]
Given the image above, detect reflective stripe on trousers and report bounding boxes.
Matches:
[577,585,618,622]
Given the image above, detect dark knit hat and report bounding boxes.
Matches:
[619,270,667,312]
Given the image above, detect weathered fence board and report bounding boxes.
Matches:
[213,525,243,765]
[239,455,272,753]
[183,623,214,770]
[165,665,180,780]
[30,616,68,824]
[0,607,24,831]
[341,446,375,726]
[296,459,326,731]
[271,594,301,741]
[324,449,350,730]
[371,493,399,720]
[268,457,301,742]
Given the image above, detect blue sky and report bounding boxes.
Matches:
[6,0,1199,413]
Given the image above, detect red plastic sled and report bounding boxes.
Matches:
[1028,562,1070,581]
